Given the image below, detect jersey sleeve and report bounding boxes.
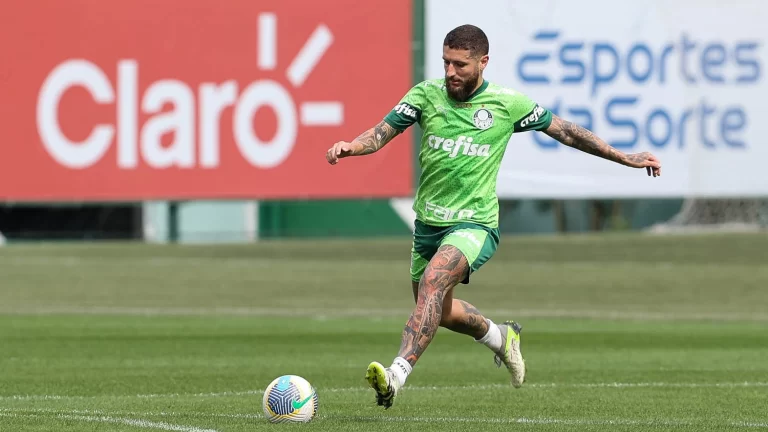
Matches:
[507,92,553,133]
[383,81,428,131]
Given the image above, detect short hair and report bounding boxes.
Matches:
[443,24,489,57]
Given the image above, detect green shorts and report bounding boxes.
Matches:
[410,219,500,285]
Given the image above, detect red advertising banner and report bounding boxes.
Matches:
[0,0,413,201]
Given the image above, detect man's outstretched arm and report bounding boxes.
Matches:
[542,114,662,177]
[326,121,401,165]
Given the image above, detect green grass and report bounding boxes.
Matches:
[1,232,767,431]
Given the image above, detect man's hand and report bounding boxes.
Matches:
[625,152,662,177]
[325,121,401,165]
[326,141,354,165]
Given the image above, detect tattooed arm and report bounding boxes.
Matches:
[542,114,662,177]
[325,121,401,165]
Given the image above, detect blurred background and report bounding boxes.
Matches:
[1,0,765,244]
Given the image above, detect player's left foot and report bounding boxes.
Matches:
[493,320,526,388]
[365,361,399,409]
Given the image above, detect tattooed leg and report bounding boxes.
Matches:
[441,297,491,339]
[364,245,511,406]
[410,281,489,339]
[399,245,469,366]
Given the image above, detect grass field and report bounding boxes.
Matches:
[1,233,767,431]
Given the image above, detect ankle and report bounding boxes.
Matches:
[476,319,504,352]
[390,357,412,387]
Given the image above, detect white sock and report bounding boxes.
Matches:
[390,357,412,387]
[476,319,503,352]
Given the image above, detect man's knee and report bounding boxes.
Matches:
[421,245,469,289]
[415,270,447,300]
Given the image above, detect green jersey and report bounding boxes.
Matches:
[384,78,553,228]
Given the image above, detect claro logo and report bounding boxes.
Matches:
[36,13,343,170]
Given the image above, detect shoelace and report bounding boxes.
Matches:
[494,321,522,368]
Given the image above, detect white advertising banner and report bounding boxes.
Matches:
[426,0,768,198]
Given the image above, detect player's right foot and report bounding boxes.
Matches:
[365,361,399,409]
[493,321,526,388]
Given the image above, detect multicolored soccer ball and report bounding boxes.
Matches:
[262,375,318,423]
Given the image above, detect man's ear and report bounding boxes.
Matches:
[480,54,489,71]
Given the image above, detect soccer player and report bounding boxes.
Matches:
[325,24,661,409]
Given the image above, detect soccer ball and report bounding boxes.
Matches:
[262,375,318,423]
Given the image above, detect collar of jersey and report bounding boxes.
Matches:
[466,79,489,101]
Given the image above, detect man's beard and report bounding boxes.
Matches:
[445,70,480,102]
